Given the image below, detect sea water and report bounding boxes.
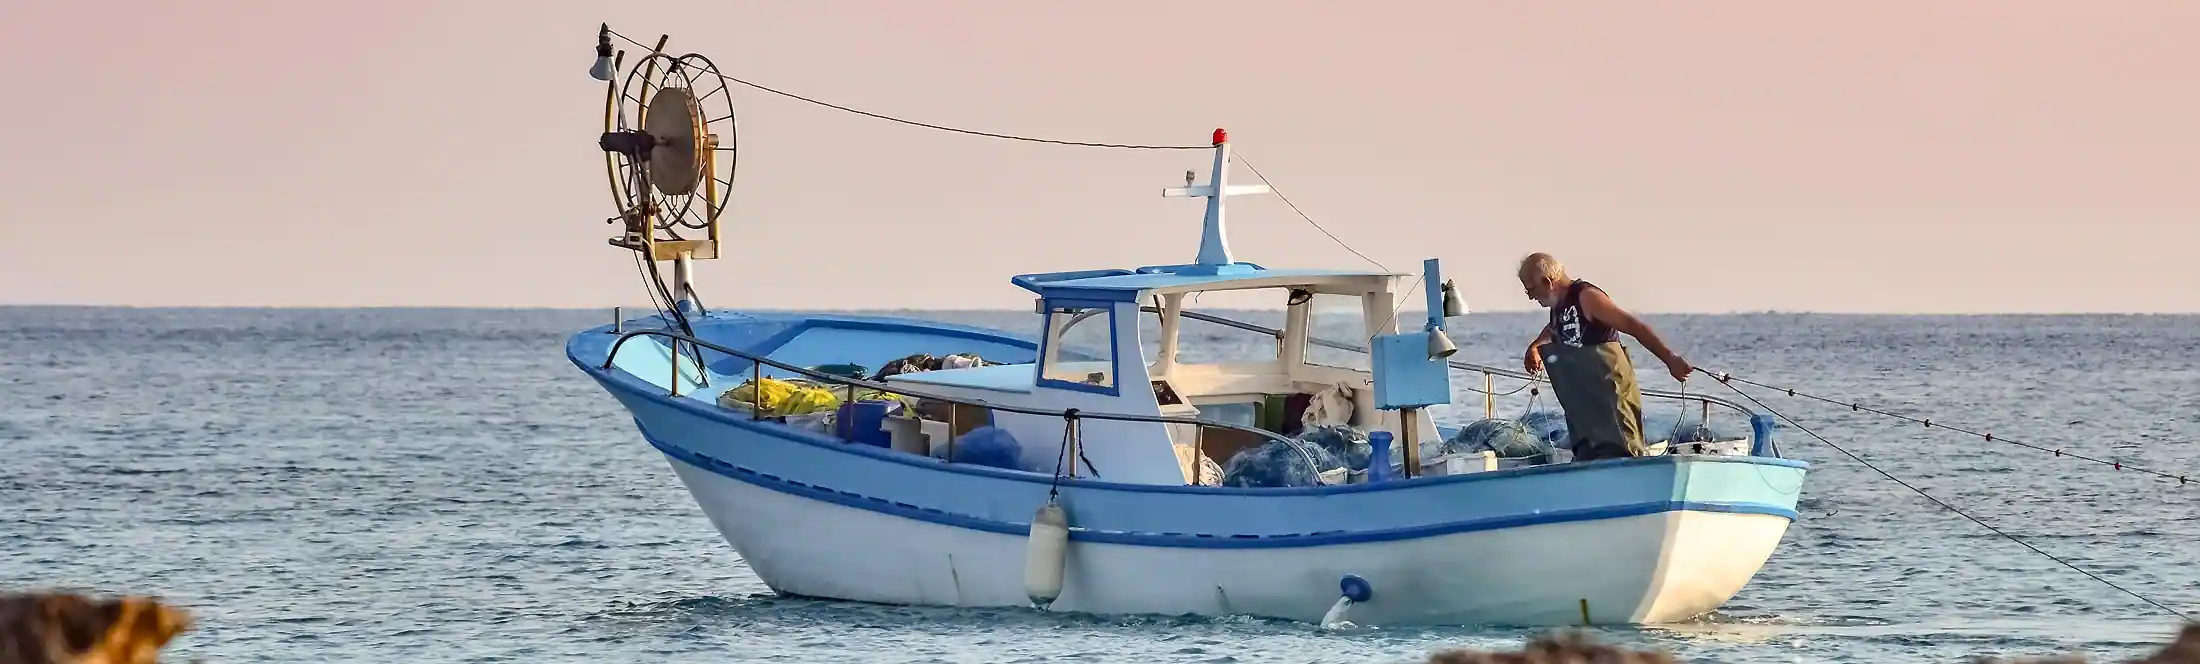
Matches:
[3,307,2196,663]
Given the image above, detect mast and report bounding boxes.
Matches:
[1162,128,1271,276]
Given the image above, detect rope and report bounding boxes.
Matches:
[1703,370,2190,486]
[1049,409,1079,499]
[1231,152,1389,272]
[607,29,1208,151]
[1700,369,2194,623]
[1468,380,1536,398]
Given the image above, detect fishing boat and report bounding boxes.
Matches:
[564,26,1809,627]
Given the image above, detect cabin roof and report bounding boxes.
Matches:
[1012,262,1402,302]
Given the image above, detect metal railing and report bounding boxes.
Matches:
[1153,307,1759,421]
[601,328,1324,484]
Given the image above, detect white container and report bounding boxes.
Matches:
[882,416,929,455]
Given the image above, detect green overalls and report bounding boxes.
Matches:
[1537,281,1648,461]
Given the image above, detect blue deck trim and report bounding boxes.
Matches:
[651,431,1796,549]
[689,313,1041,375]
[883,363,1037,393]
[570,345,1809,497]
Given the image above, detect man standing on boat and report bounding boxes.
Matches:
[1517,253,1692,461]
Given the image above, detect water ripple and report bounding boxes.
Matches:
[1,308,2195,663]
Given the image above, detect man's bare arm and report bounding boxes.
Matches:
[1577,287,1692,379]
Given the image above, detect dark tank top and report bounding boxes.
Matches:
[1548,280,1618,348]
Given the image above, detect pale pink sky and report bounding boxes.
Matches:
[2,1,2194,313]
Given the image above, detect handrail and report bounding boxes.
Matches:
[599,328,1328,476]
[1151,307,1758,419]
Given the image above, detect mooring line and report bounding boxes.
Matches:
[605,28,1211,151]
[1703,370,2190,486]
[1699,368,2193,623]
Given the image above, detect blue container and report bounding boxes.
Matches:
[1366,431,1395,483]
[836,400,894,447]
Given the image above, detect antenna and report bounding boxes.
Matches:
[1161,128,1270,275]
[590,27,739,309]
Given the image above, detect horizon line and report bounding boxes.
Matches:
[1,303,2195,317]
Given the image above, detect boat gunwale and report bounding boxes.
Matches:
[569,325,1810,500]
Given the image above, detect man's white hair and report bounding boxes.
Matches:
[1520,252,1567,281]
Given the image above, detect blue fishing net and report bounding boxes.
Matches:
[1519,410,1570,448]
[1220,438,1345,488]
[1298,424,1373,472]
[948,425,1023,471]
[1447,418,1555,461]
[1518,408,1741,446]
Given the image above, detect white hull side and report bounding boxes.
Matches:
[664,456,1792,626]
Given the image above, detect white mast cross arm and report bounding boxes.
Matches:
[1161,184,1272,198]
[1161,128,1269,270]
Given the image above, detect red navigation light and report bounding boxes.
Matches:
[1212,128,1227,145]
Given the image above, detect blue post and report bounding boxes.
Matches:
[1422,258,1445,333]
[1367,431,1394,482]
[1749,413,1779,457]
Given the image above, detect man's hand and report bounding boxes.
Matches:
[1525,326,1553,376]
[1662,354,1692,382]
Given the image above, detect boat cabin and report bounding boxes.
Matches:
[879,127,1449,486]
[884,262,1446,487]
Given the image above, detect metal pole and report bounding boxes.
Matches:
[1400,407,1420,478]
[843,383,858,441]
[1484,372,1495,419]
[669,339,681,397]
[1193,427,1206,485]
[1069,418,1082,478]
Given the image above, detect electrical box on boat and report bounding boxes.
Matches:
[1371,332,1452,410]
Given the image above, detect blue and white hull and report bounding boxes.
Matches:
[663,450,1798,625]
[573,315,1807,626]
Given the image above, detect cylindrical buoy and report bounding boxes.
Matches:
[1024,498,1069,609]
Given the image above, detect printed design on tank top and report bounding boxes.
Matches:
[1555,304,1585,348]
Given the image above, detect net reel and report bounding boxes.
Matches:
[591,25,738,270]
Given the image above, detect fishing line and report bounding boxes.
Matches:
[1699,368,2193,623]
[607,29,1209,151]
[1705,371,2189,486]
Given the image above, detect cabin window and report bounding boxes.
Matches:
[1039,301,1119,394]
[1301,292,1374,371]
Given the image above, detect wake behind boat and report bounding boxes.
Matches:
[563,25,1808,627]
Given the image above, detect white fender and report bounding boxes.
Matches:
[1023,499,1069,609]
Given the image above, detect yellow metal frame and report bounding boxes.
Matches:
[600,34,725,264]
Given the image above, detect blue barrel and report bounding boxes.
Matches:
[836,400,895,447]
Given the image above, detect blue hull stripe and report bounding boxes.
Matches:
[571,352,1807,498]
[647,432,1799,550]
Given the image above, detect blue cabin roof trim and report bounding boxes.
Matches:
[1011,263,1401,301]
[1010,269,1139,295]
